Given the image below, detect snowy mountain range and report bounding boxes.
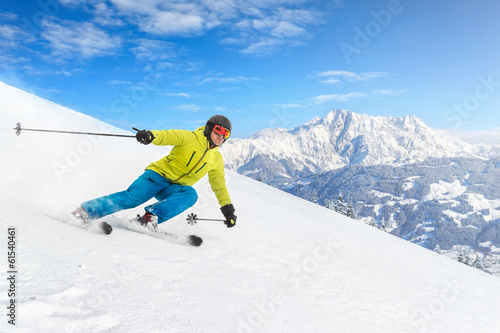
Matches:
[221,109,498,186]
[220,110,500,274]
[284,157,500,272]
[2,81,500,332]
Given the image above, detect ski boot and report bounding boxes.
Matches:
[134,212,159,232]
[72,206,112,235]
[72,206,89,221]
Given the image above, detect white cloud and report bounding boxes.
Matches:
[277,7,319,26]
[23,65,83,76]
[271,103,305,111]
[240,37,286,55]
[330,0,345,9]
[234,7,321,55]
[0,25,23,39]
[0,24,36,48]
[41,0,330,59]
[41,19,122,59]
[442,128,500,146]
[108,0,323,55]
[176,104,201,112]
[277,103,304,108]
[131,39,178,61]
[0,53,29,67]
[318,78,341,84]
[199,75,259,85]
[371,89,406,96]
[0,24,35,66]
[0,13,17,21]
[92,2,125,27]
[308,87,404,105]
[311,92,366,104]
[314,70,388,84]
[58,0,85,5]
[109,0,208,36]
[164,92,191,98]
[0,26,20,50]
[108,80,132,86]
[271,21,306,38]
[141,10,205,36]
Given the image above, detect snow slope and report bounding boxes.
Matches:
[1,81,500,333]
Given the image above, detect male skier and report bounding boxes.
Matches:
[72,115,237,231]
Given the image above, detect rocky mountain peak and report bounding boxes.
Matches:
[221,110,493,186]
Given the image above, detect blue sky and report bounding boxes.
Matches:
[1,0,500,143]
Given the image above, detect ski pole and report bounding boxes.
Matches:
[186,213,225,225]
[13,122,137,138]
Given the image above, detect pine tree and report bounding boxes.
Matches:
[325,197,334,210]
[457,247,474,267]
[334,194,348,216]
[465,251,475,267]
[474,254,486,272]
[312,191,318,204]
[346,199,357,220]
[457,247,467,264]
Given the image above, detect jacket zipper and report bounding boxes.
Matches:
[173,148,208,182]
[186,151,196,167]
[195,163,206,174]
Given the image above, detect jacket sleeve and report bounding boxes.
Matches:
[208,152,232,207]
[150,129,193,146]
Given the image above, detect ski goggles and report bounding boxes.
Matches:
[213,124,231,139]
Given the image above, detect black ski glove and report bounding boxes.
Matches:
[221,204,237,228]
[136,130,154,145]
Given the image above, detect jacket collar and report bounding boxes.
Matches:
[195,126,219,150]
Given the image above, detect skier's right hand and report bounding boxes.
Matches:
[136,130,154,145]
[221,204,237,228]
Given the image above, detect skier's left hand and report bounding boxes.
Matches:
[221,204,237,228]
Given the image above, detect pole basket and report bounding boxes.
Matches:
[186,213,198,225]
[14,122,21,136]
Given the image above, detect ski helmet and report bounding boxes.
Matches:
[204,115,232,138]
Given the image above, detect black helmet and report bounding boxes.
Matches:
[204,115,232,138]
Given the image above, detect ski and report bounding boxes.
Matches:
[75,217,113,235]
[48,213,113,235]
[148,230,203,247]
[118,217,203,246]
[95,221,113,235]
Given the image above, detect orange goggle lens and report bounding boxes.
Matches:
[213,124,230,139]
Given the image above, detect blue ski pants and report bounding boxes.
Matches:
[81,170,198,223]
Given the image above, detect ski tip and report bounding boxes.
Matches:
[187,235,203,246]
[99,222,113,235]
